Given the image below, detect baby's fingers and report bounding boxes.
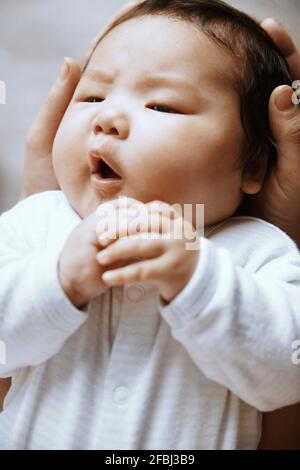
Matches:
[96,234,165,266]
[100,256,165,286]
[96,235,166,285]
[97,212,175,248]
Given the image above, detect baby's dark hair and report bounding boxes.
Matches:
[93,0,292,174]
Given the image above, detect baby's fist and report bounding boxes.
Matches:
[58,212,121,309]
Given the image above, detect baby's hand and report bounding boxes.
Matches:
[95,197,200,304]
[58,211,125,309]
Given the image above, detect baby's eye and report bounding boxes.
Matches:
[85,97,104,103]
[150,104,179,114]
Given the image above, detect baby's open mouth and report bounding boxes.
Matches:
[98,159,122,179]
[89,150,123,184]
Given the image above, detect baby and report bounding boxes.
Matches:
[1,0,300,450]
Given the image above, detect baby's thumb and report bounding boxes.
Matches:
[269,85,300,168]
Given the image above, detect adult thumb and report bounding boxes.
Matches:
[26,57,81,157]
[269,85,300,169]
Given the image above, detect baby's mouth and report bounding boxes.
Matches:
[89,151,123,180]
[97,159,122,179]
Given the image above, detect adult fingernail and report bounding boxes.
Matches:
[261,16,277,26]
[261,17,280,27]
[58,58,70,81]
[275,87,293,112]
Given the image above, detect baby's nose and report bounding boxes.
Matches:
[91,110,130,140]
[94,124,118,136]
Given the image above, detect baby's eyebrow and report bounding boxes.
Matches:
[81,68,198,93]
[139,73,197,92]
[82,68,114,83]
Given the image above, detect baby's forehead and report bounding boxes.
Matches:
[82,15,238,89]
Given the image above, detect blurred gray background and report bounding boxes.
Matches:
[0,0,299,213]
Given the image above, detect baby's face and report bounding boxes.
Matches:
[53,15,247,226]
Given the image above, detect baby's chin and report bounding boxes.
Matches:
[60,188,98,219]
[73,199,103,220]
[66,188,127,220]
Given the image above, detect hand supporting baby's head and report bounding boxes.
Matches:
[52,0,291,228]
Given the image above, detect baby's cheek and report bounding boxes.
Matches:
[53,123,89,192]
[52,132,66,183]
[53,115,77,162]
[52,127,74,188]
[52,120,68,163]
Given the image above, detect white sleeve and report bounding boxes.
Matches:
[157,234,300,412]
[0,212,89,377]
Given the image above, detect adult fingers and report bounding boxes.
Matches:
[261,18,300,80]
[269,85,300,169]
[26,57,81,158]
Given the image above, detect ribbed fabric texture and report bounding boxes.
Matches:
[0,191,300,449]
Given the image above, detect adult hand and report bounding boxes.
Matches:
[20,58,81,199]
[258,19,300,450]
[5,0,144,413]
[259,402,300,450]
[20,1,143,200]
[247,19,300,246]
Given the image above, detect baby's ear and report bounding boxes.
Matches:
[241,151,269,195]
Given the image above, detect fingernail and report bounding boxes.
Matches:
[98,250,109,263]
[275,87,293,112]
[261,17,279,27]
[292,81,300,105]
[59,58,70,81]
[102,272,115,283]
[98,234,110,246]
